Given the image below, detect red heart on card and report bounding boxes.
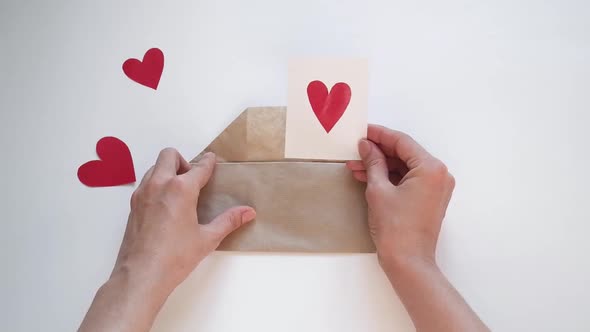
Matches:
[78,137,136,187]
[307,80,351,133]
[122,48,164,90]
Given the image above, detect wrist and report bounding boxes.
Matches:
[81,262,171,332]
[107,260,172,310]
[379,251,438,280]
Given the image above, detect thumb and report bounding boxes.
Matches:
[204,206,256,243]
[358,139,389,185]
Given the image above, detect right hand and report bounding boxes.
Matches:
[346,125,455,269]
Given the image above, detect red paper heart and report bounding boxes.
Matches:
[307,80,352,133]
[78,137,136,187]
[122,48,164,90]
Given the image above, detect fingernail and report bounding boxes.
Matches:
[358,139,372,159]
[241,209,256,223]
[196,151,215,163]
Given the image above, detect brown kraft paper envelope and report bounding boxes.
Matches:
[192,107,375,253]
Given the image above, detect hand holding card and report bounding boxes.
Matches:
[286,58,368,160]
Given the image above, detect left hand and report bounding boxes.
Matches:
[113,148,256,298]
[80,149,255,332]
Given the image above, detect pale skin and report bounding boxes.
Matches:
[79,125,489,332]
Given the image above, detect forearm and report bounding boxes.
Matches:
[383,256,489,332]
[79,265,169,332]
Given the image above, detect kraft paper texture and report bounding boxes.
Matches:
[193,107,375,253]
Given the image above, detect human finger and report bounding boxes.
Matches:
[347,157,408,173]
[358,139,389,186]
[138,165,155,188]
[152,148,188,179]
[202,206,256,245]
[181,152,217,194]
[352,170,404,185]
[367,125,431,169]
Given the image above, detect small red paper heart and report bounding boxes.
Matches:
[78,137,136,187]
[307,80,352,133]
[122,48,164,90]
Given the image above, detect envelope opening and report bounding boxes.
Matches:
[193,106,375,253]
[201,160,349,165]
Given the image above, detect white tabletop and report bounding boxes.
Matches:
[2,1,589,331]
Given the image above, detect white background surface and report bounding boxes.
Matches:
[1,0,589,331]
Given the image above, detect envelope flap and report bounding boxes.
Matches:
[194,107,286,162]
